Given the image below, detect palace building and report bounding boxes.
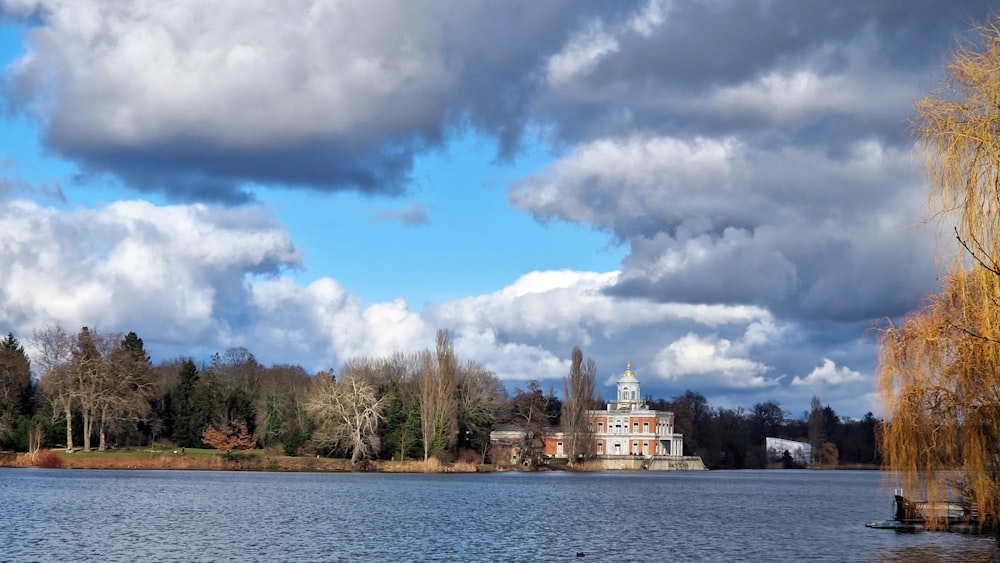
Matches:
[583,362,685,459]
[532,362,705,470]
[490,362,705,470]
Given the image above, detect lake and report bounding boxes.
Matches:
[1,468,997,562]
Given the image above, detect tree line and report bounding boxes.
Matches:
[653,393,880,469]
[0,325,878,468]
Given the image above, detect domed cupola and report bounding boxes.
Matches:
[613,362,644,410]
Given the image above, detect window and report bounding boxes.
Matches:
[598,422,604,433]
[597,442,604,455]
[556,442,564,456]
[642,442,649,455]
[643,422,649,433]
[632,422,639,433]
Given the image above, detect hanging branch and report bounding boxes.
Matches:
[955,227,1000,276]
[944,319,1000,345]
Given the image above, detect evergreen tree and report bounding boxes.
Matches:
[191,371,225,444]
[170,360,201,448]
[0,333,32,447]
[98,331,153,449]
[381,380,408,460]
[225,387,257,437]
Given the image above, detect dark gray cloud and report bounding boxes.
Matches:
[4,0,991,203]
[1,0,629,202]
[539,0,990,146]
[508,1,992,327]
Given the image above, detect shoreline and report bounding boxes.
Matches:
[0,449,879,473]
[0,449,487,473]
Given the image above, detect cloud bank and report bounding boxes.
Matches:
[2,0,996,416]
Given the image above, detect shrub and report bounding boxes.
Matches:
[201,422,256,457]
[433,450,456,464]
[815,442,839,468]
[456,448,481,464]
[35,449,63,469]
[296,443,318,457]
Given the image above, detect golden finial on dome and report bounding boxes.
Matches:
[625,361,634,377]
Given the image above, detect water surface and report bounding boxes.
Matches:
[1,469,996,562]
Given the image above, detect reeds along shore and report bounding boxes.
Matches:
[0,450,485,473]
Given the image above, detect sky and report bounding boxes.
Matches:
[0,0,990,419]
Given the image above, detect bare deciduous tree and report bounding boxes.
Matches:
[418,330,458,461]
[71,327,118,452]
[307,372,386,466]
[510,381,552,467]
[457,361,508,461]
[562,347,598,466]
[32,326,74,451]
[27,422,43,462]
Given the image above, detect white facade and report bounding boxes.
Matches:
[586,362,685,459]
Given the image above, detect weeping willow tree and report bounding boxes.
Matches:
[878,16,1000,528]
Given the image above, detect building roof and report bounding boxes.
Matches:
[617,361,636,384]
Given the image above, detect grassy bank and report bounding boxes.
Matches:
[0,447,481,473]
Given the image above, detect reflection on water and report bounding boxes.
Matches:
[0,468,997,562]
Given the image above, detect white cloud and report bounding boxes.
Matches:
[0,193,878,416]
[547,24,619,86]
[649,333,776,389]
[430,269,771,340]
[247,277,431,369]
[704,69,903,125]
[451,325,569,383]
[510,135,743,229]
[791,358,863,387]
[628,0,668,37]
[546,0,670,87]
[0,198,299,339]
[6,0,452,147]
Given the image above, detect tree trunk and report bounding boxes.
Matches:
[64,405,73,452]
[82,410,93,452]
[98,409,107,451]
[28,423,42,461]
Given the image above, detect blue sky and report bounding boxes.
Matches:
[0,1,993,418]
[260,133,624,307]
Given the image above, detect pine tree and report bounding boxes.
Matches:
[170,360,201,448]
[0,333,32,446]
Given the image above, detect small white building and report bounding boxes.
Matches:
[765,437,813,465]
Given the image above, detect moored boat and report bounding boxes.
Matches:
[866,489,987,534]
